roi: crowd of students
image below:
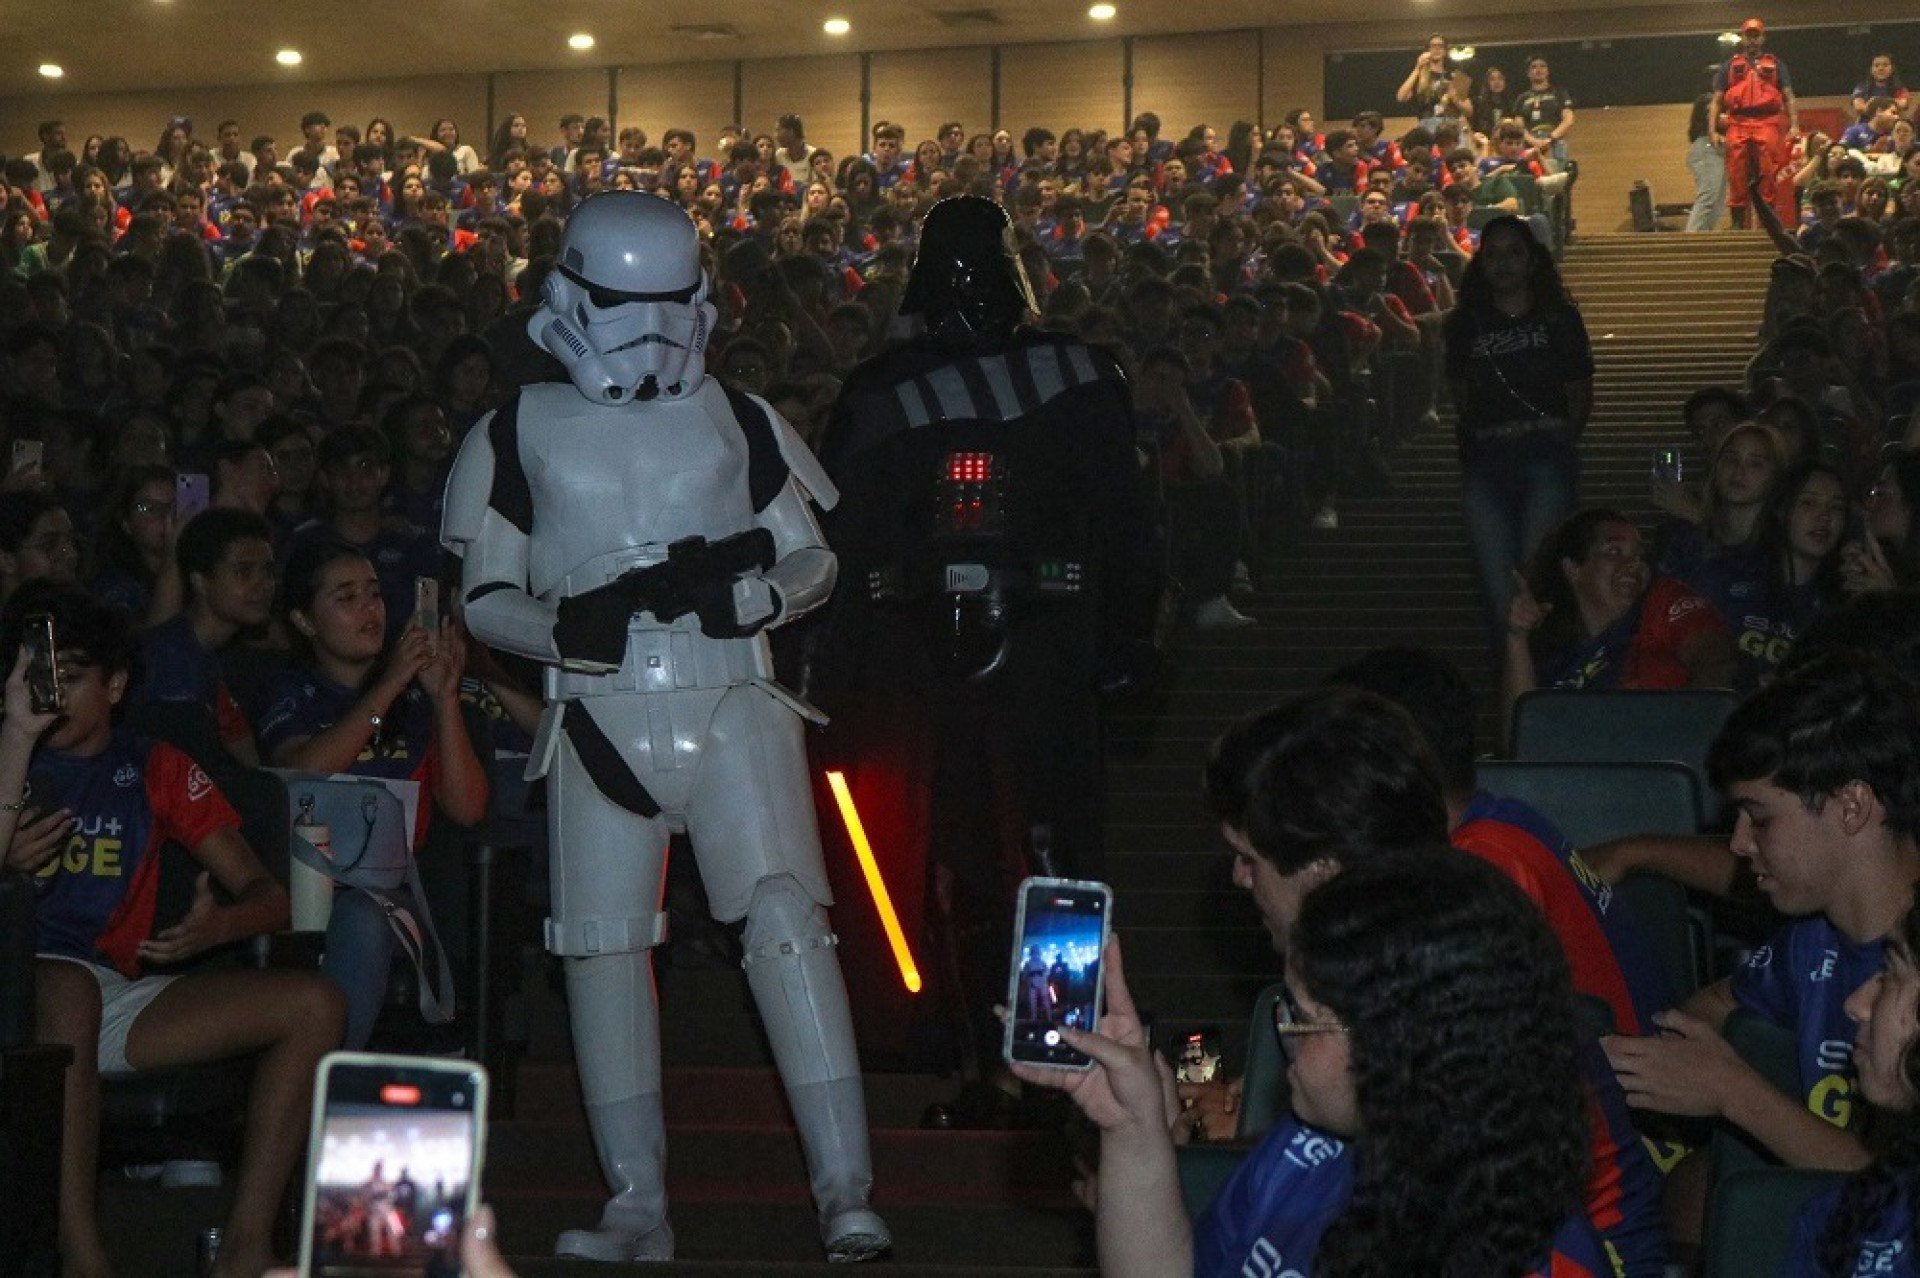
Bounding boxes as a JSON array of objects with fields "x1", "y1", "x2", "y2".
[{"x1": 2, "y1": 50, "x2": 1920, "y2": 1277}]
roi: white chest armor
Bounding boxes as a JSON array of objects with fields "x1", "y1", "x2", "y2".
[{"x1": 517, "y1": 380, "x2": 760, "y2": 600}]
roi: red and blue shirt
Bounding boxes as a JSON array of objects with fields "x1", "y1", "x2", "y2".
[
  {"x1": 1455, "y1": 792, "x2": 1674, "y2": 1035},
  {"x1": 31, "y1": 733, "x2": 240, "y2": 977}
]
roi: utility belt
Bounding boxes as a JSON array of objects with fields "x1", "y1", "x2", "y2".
[
  {"x1": 864, "y1": 557, "x2": 1087, "y2": 605},
  {"x1": 866, "y1": 552, "x2": 1090, "y2": 683}
]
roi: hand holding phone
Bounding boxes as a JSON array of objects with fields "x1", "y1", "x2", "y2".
[
  {"x1": 414, "y1": 577, "x2": 441, "y2": 638},
  {"x1": 1004, "y1": 877, "x2": 1113, "y2": 1070},
  {"x1": 1005, "y1": 934, "x2": 1177, "y2": 1136},
  {"x1": 22, "y1": 613, "x2": 62, "y2": 716},
  {"x1": 1649, "y1": 446, "x2": 1684, "y2": 486},
  {"x1": 298, "y1": 1053, "x2": 487, "y2": 1278}
]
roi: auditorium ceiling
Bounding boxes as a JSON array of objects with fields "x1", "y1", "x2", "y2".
[{"x1": 1, "y1": 0, "x2": 1903, "y2": 98}]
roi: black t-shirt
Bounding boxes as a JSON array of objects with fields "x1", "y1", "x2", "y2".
[
  {"x1": 1517, "y1": 87, "x2": 1574, "y2": 137},
  {"x1": 1443, "y1": 300, "x2": 1594, "y2": 446}
]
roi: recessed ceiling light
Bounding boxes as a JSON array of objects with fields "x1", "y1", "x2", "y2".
[
  {"x1": 568, "y1": 32, "x2": 595, "y2": 50},
  {"x1": 1088, "y1": 3, "x2": 1117, "y2": 18},
  {"x1": 823, "y1": 16, "x2": 851, "y2": 35},
  {"x1": 276, "y1": 48, "x2": 302, "y2": 66},
  {"x1": 38, "y1": 63, "x2": 63, "y2": 78}
]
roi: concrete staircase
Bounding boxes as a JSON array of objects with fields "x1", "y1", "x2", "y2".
[{"x1": 97, "y1": 233, "x2": 1778, "y2": 1278}]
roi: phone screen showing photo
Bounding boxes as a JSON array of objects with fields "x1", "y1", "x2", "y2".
[
  {"x1": 305, "y1": 1059, "x2": 483, "y2": 1277},
  {"x1": 1006, "y1": 879, "x2": 1110, "y2": 1068}
]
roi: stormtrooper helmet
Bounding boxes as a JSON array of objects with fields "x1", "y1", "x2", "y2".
[{"x1": 529, "y1": 191, "x2": 718, "y2": 404}]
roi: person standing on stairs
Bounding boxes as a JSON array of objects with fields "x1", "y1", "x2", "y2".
[
  {"x1": 441, "y1": 192, "x2": 890, "y2": 1264},
  {"x1": 1712, "y1": 17, "x2": 1800, "y2": 231},
  {"x1": 1442, "y1": 214, "x2": 1594, "y2": 652}
]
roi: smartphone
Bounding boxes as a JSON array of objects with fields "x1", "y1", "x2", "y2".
[
  {"x1": 22, "y1": 613, "x2": 61, "y2": 716},
  {"x1": 9, "y1": 439, "x2": 42, "y2": 478},
  {"x1": 176, "y1": 472, "x2": 212, "y2": 521},
  {"x1": 1004, "y1": 876, "x2": 1113, "y2": 1070},
  {"x1": 414, "y1": 577, "x2": 441, "y2": 636},
  {"x1": 1650, "y1": 447, "x2": 1684, "y2": 485},
  {"x1": 1172, "y1": 1026, "x2": 1224, "y2": 1086},
  {"x1": 298, "y1": 1052, "x2": 487, "y2": 1278}
]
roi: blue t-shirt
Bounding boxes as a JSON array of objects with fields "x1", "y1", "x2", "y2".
[
  {"x1": 30, "y1": 733, "x2": 239, "y2": 977},
  {"x1": 1732, "y1": 916, "x2": 1886, "y2": 1131},
  {"x1": 1193, "y1": 1117, "x2": 1611, "y2": 1278},
  {"x1": 135, "y1": 613, "x2": 222, "y2": 711},
  {"x1": 1781, "y1": 1173, "x2": 1917, "y2": 1277},
  {"x1": 259, "y1": 667, "x2": 434, "y2": 785}
]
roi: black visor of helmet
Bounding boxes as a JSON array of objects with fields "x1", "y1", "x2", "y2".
[{"x1": 558, "y1": 262, "x2": 701, "y2": 310}]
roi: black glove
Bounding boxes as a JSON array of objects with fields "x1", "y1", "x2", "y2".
[
  {"x1": 553, "y1": 578, "x2": 641, "y2": 666},
  {"x1": 690, "y1": 574, "x2": 781, "y2": 639}
]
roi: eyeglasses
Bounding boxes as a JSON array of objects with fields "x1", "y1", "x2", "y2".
[{"x1": 1273, "y1": 985, "x2": 1347, "y2": 1057}]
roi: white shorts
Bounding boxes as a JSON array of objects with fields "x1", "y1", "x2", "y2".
[{"x1": 39, "y1": 955, "x2": 179, "y2": 1077}]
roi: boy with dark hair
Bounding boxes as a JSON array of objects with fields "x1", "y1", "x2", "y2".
[
  {"x1": 864, "y1": 122, "x2": 909, "y2": 190},
  {"x1": 1314, "y1": 129, "x2": 1369, "y2": 196},
  {"x1": 1604, "y1": 657, "x2": 1919, "y2": 1219},
  {"x1": 131, "y1": 509, "x2": 276, "y2": 764},
  {"x1": 1197, "y1": 686, "x2": 1666, "y2": 1274},
  {"x1": 286, "y1": 425, "x2": 441, "y2": 638},
  {"x1": 0, "y1": 583, "x2": 343, "y2": 1278},
  {"x1": 1351, "y1": 110, "x2": 1403, "y2": 173}
]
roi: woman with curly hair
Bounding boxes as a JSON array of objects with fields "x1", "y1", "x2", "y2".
[
  {"x1": 1016, "y1": 847, "x2": 1605, "y2": 1277},
  {"x1": 1781, "y1": 896, "x2": 1920, "y2": 1275}
]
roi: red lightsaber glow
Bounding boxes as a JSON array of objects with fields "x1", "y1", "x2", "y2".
[{"x1": 825, "y1": 769, "x2": 923, "y2": 994}]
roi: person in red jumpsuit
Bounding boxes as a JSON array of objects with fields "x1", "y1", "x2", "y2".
[{"x1": 1712, "y1": 17, "x2": 1800, "y2": 229}]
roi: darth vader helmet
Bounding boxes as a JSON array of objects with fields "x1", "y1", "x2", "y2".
[{"x1": 898, "y1": 196, "x2": 1039, "y2": 340}]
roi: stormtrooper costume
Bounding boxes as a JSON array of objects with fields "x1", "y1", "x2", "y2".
[{"x1": 441, "y1": 192, "x2": 889, "y2": 1263}]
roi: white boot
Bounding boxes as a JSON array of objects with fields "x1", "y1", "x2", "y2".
[
  {"x1": 740, "y1": 876, "x2": 892, "y2": 1262},
  {"x1": 555, "y1": 1093, "x2": 675, "y2": 1262},
  {"x1": 789, "y1": 1076, "x2": 893, "y2": 1263}
]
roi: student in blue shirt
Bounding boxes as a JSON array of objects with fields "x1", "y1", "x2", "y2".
[
  {"x1": 1604, "y1": 655, "x2": 1920, "y2": 1243},
  {"x1": 1015, "y1": 850, "x2": 1607, "y2": 1278},
  {"x1": 1780, "y1": 898, "x2": 1920, "y2": 1276},
  {"x1": 260, "y1": 539, "x2": 486, "y2": 1048}
]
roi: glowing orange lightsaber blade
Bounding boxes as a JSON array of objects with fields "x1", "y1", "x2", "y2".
[{"x1": 825, "y1": 769, "x2": 923, "y2": 993}]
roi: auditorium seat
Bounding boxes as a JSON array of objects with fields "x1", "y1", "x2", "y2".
[
  {"x1": 1509, "y1": 688, "x2": 1741, "y2": 799},
  {"x1": 1702, "y1": 1166, "x2": 1840, "y2": 1278},
  {"x1": 1476, "y1": 759, "x2": 1708, "y2": 998},
  {"x1": 1710, "y1": 1009, "x2": 1802, "y2": 1183}
]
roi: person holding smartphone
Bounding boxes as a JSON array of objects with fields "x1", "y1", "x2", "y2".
[
  {"x1": 1015, "y1": 851, "x2": 1609, "y2": 1277},
  {"x1": 258, "y1": 540, "x2": 486, "y2": 1048},
  {"x1": 0, "y1": 584, "x2": 344, "y2": 1278}
]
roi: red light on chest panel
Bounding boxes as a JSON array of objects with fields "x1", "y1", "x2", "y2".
[{"x1": 944, "y1": 452, "x2": 997, "y2": 484}]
